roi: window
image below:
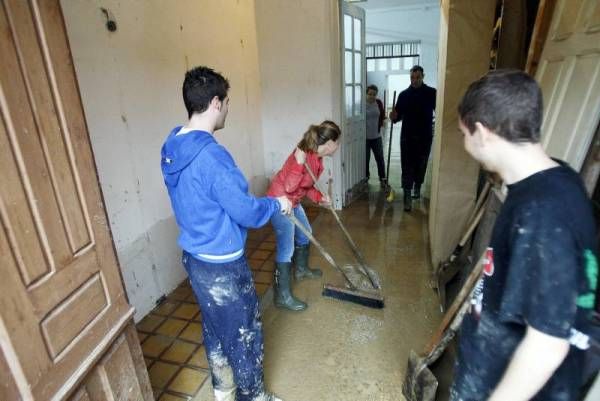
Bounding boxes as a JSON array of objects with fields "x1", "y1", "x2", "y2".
[
  {"x1": 345, "y1": 86, "x2": 353, "y2": 116},
  {"x1": 403, "y1": 56, "x2": 418, "y2": 70},
  {"x1": 343, "y1": 13, "x2": 364, "y2": 117},
  {"x1": 345, "y1": 51, "x2": 353, "y2": 84},
  {"x1": 354, "y1": 86, "x2": 362, "y2": 116},
  {"x1": 354, "y1": 53, "x2": 361, "y2": 83},
  {"x1": 367, "y1": 59, "x2": 375, "y2": 72},
  {"x1": 353, "y1": 18, "x2": 361, "y2": 50},
  {"x1": 344, "y1": 15, "x2": 352, "y2": 49},
  {"x1": 366, "y1": 41, "x2": 421, "y2": 74},
  {"x1": 366, "y1": 41, "x2": 420, "y2": 59}
]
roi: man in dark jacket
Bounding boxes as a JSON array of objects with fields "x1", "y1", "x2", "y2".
[{"x1": 390, "y1": 65, "x2": 436, "y2": 211}]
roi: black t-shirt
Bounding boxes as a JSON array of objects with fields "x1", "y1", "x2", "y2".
[{"x1": 452, "y1": 164, "x2": 599, "y2": 401}]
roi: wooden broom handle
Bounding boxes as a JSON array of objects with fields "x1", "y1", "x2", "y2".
[
  {"x1": 302, "y1": 162, "x2": 378, "y2": 289},
  {"x1": 287, "y1": 213, "x2": 357, "y2": 290},
  {"x1": 424, "y1": 251, "x2": 486, "y2": 355}
]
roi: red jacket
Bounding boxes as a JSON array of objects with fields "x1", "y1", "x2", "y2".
[{"x1": 267, "y1": 151, "x2": 324, "y2": 207}]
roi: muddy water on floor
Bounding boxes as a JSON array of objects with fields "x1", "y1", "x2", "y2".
[{"x1": 194, "y1": 192, "x2": 444, "y2": 401}]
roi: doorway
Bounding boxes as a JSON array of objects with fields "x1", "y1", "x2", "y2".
[{"x1": 340, "y1": 0, "x2": 441, "y2": 202}]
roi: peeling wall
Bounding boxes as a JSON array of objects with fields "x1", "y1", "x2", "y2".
[
  {"x1": 60, "y1": 0, "x2": 265, "y2": 321},
  {"x1": 254, "y1": 0, "x2": 341, "y2": 178}
]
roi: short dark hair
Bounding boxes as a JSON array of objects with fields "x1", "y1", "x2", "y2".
[
  {"x1": 367, "y1": 84, "x2": 378, "y2": 93},
  {"x1": 182, "y1": 66, "x2": 230, "y2": 118},
  {"x1": 410, "y1": 65, "x2": 424, "y2": 74},
  {"x1": 458, "y1": 69, "x2": 542, "y2": 143}
]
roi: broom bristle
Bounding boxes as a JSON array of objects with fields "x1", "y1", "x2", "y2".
[{"x1": 322, "y1": 284, "x2": 384, "y2": 309}]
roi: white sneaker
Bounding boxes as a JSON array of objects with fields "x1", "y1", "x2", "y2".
[
  {"x1": 214, "y1": 387, "x2": 236, "y2": 401},
  {"x1": 252, "y1": 392, "x2": 283, "y2": 401}
]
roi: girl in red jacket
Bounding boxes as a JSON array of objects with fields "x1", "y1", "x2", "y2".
[{"x1": 266, "y1": 120, "x2": 341, "y2": 311}]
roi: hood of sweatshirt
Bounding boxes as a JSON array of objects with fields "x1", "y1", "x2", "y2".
[{"x1": 160, "y1": 126, "x2": 214, "y2": 188}]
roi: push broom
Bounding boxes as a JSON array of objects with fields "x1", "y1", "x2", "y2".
[
  {"x1": 302, "y1": 162, "x2": 382, "y2": 291},
  {"x1": 287, "y1": 214, "x2": 384, "y2": 309},
  {"x1": 287, "y1": 163, "x2": 384, "y2": 308}
]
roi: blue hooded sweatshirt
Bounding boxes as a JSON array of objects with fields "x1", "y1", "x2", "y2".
[{"x1": 161, "y1": 127, "x2": 280, "y2": 262}]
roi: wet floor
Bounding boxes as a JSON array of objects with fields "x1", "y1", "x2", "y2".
[{"x1": 193, "y1": 185, "x2": 450, "y2": 401}]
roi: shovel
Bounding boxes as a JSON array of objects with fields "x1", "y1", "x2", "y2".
[
  {"x1": 403, "y1": 297, "x2": 470, "y2": 401},
  {"x1": 403, "y1": 251, "x2": 487, "y2": 401}
]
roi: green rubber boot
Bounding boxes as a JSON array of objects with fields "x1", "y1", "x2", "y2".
[
  {"x1": 274, "y1": 262, "x2": 307, "y2": 311},
  {"x1": 293, "y1": 244, "x2": 323, "y2": 280}
]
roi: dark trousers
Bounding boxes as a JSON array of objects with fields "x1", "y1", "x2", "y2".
[
  {"x1": 366, "y1": 137, "x2": 386, "y2": 180},
  {"x1": 400, "y1": 135, "x2": 433, "y2": 191},
  {"x1": 182, "y1": 252, "x2": 265, "y2": 401}
]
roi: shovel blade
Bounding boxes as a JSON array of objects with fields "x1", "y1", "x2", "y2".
[{"x1": 402, "y1": 350, "x2": 438, "y2": 401}]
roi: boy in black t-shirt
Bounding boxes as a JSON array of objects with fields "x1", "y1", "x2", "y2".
[{"x1": 451, "y1": 70, "x2": 598, "y2": 401}]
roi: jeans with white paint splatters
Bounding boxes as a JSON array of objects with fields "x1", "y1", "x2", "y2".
[{"x1": 182, "y1": 252, "x2": 265, "y2": 401}]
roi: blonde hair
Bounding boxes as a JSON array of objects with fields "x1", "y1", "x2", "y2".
[{"x1": 297, "y1": 120, "x2": 341, "y2": 152}]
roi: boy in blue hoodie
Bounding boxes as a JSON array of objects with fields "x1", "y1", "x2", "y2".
[{"x1": 161, "y1": 66, "x2": 291, "y2": 401}]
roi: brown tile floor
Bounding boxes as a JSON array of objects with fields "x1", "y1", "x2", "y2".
[{"x1": 136, "y1": 205, "x2": 320, "y2": 400}]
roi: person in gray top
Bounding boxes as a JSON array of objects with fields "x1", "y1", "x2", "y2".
[{"x1": 365, "y1": 84, "x2": 387, "y2": 188}]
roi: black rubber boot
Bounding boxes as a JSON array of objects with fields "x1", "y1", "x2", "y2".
[
  {"x1": 412, "y1": 185, "x2": 421, "y2": 199},
  {"x1": 274, "y1": 262, "x2": 306, "y2": 311},
  {"x1": 293, "y1": 244, "x2": 323, "y2": 280},
  {"x1": 403, "y1": 190, "x2": 412, "y2": 212}
]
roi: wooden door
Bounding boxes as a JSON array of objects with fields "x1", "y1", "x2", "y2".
[
  {"x1": 0, "y1": 1, "x2": 150, "y2": 400},
  {"x1": 334, "y1": 1, "x2": 366, "y2": 208},
  {"x1": 535, "y1": 0, "x2": 600, "y2": 170}
]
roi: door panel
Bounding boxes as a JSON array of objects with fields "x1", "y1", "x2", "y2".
[
  {"x1": 0, "y1": 345, "x2": 20, "y2": 400},
  {"x1": 68, "y1": 325, "x2": 152, "y2": 401},
  {"x1": 536, "y1": 0, "x2": 600, "y2": 170},
  {"x1": 585, "y1": 1, "x2": 600, "y2": 32},
  {"x1": 0, "y1": 1, "x2": 140, "y2": 400},
  {"x1": 554, "y1": 0, "x2": 585, "y2": 40}
]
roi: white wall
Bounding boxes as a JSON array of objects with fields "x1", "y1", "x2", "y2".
[
  {"x1": 61, "y1": 0, "x2": 265, "y2": 321},
  {"x1": 255, "y1": 0, "x2": 341, "y2": 179},
  {"x1": 365, "y1": 2, "x2": 440, "y2": 88}
]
